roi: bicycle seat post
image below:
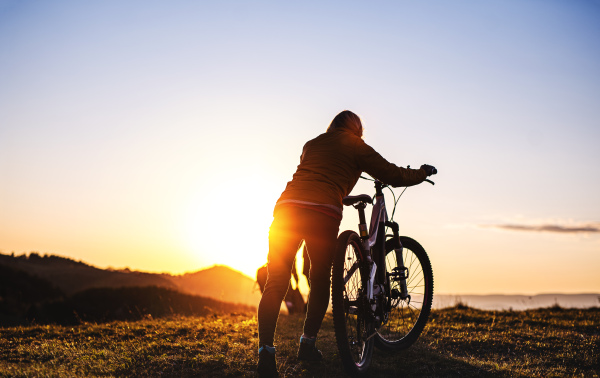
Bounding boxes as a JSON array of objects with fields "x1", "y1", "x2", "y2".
[{"x1": 354, "y1": 202, "x2": 369, "y2": 240}]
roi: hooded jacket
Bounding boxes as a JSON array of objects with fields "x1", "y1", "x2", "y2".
[{"x1": 275, "y1": 128, "x2": 428, "y2": 214}]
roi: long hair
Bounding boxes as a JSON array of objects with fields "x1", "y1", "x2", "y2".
[{"x1": 326, "y1": 110, "x2": 363, "y2": 137}]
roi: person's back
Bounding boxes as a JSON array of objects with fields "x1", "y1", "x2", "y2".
[
  {"x1": 277, "y1": 129, "x2": 363, "y2": 209},
  {"x1": 277, "y1": 127, "x2": 427, "y2": 213}
]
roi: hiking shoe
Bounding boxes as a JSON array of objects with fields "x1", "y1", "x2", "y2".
[
  {"x1": 297, "y1": 336, "x2": 323, "y2": 362},
  {"x1": 257, "y1": 345, "x2": 278, "y2": 378}
]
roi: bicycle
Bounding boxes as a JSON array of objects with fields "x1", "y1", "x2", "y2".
[{"x1": 331, "y1": 172, "x2": 436, "y2": 376}]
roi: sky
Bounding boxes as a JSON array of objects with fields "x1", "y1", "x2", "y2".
[{"x1": 1, "y1": 0, "x2": 599, "y2": 295}]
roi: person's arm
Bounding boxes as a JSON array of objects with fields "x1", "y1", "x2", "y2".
[{"x1": 356, "y1": 139, "x2": 428, "y2": 187}]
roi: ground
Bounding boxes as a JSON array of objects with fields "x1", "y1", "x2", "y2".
[{"x1": 1, "y1": 306, "x2": 598, "y2": 377}]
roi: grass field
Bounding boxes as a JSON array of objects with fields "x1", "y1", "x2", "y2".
[{"x1": 1, "y1": 306, "x2": 598, "y2": 377}]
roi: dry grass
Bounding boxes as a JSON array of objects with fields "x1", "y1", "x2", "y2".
[{"x1": 1, "y1": 306, "x2": 598, "y2": 377}]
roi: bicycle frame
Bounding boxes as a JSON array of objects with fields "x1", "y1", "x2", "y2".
[{"x1": 353, "y1": 180, "x2": 410, "y2": 316}]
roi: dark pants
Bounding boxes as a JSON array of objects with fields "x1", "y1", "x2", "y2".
[{"x1": 258, "y1": 206, "x2": 341, "y2": 346}]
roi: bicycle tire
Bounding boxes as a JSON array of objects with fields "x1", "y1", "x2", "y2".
[
  {"x1": 374, "y1": 236, "x2": 434, "y2": 351},
  {"x1": 332, "y1": 230, "x2": 375, "y2": 377}
]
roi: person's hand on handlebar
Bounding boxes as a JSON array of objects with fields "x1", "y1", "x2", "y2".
[{"x1": 420, "y1": 164, "x2": 437, "y2": 176}]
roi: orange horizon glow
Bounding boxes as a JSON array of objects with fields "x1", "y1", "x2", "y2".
[{"x1": 1, "y1": 1, "x2": 599, "y2": 296}]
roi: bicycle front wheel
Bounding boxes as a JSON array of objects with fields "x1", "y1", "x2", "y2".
[
  {"x1": 332, "y1": 230, "x2": 374, "y2": 377},
  {"x1": 375, "y1": 236, "x2": 434, "y2": 351}
]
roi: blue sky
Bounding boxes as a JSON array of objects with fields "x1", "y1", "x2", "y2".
[{"x1": 1, "y1": 0, "x2": 599, "y2": 294}]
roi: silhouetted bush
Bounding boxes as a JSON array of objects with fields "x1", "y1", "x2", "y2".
[
  {"x1": 27, "y1": 286, "x2": 255, "y2": 325},
  {"x1": 0, "y1": 264, "x2": 64, "y2": 326}
]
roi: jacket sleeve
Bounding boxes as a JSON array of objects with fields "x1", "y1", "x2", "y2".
[{"x1": 356, "y1": 139, "x2": 427, "y2": 187}]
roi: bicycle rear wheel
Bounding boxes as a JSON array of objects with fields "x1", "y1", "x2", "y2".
[
  {"x1": 375, "y1": 236, "x2": 434, "y2": 351},
  {"x1": 332, "y1": 230, "x2": 374, "y2": 377}
]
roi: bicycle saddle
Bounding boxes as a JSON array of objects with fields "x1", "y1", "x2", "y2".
[{"x1": 342, "y1": 194, "x2": 373, "y2": 206}]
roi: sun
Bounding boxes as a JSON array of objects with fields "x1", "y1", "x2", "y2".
[{"x1": 181, "y1": 174, "x2": 282, "y2": 278}]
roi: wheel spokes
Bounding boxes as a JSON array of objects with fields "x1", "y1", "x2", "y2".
[
  {"x1": 342, "y1": 242, "x2": 370, "y2": 365},
  {"x1": 378, "y1": 246, "x2": 427, "y2": 341}
]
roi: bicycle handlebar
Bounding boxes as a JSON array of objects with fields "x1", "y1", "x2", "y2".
[{"x1": 358, "y1": 168, "x2": 437, "y2": 223}]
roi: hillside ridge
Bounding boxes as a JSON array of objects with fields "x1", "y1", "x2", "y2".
[{"x1": 0, "y1": 252, "x2": 262, "y2": 308}]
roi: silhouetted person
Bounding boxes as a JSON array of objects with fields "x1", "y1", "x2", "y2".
[
  {"x1": 256, "y1": 110, "x2": 436, "y2": 377},
  {"x1": 256, "y1": 259, "x2": 306, "y2": 314}
]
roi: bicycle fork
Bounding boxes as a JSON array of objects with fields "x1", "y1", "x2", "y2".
[{"x1": 385, "y1": 221, "x2": 411, "y2": 303}]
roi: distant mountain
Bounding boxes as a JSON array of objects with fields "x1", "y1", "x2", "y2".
[
  {"x1": 167, "y1": 265, "x2": 262, "y2": 308},
  {"x1": 8, "y1": 253, "x2": 596, "y2": 314},
  {"x1": 0, "y1": 253, "x2": 262, "y2": 308},
  {"x1": 433, "y1": 294, "x2": 600, "y2": 311}
]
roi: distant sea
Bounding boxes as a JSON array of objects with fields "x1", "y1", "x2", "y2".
[{"x1": 432, "y1": 294, "x2": 600, "y2": 311}]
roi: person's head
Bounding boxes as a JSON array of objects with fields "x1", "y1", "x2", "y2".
[{"x1": 327, "y1": 110, "x2": 363, "y2": 137}]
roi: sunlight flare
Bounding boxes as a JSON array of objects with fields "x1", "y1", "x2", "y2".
[{"x1": 181, "y1": 174, "x2": 281, "y2": 278}]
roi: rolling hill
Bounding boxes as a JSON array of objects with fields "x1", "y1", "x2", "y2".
[{"x1": 0, "y1": 252, "x2": 262, "y2": 308}]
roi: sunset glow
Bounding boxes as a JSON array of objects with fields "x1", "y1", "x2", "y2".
[
  {"x1": 1, "y1": 1, "x2": 598, "y2": 294},
  {"x1": 180, "y1": 172, "x2": 279, "y2": 276}
]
